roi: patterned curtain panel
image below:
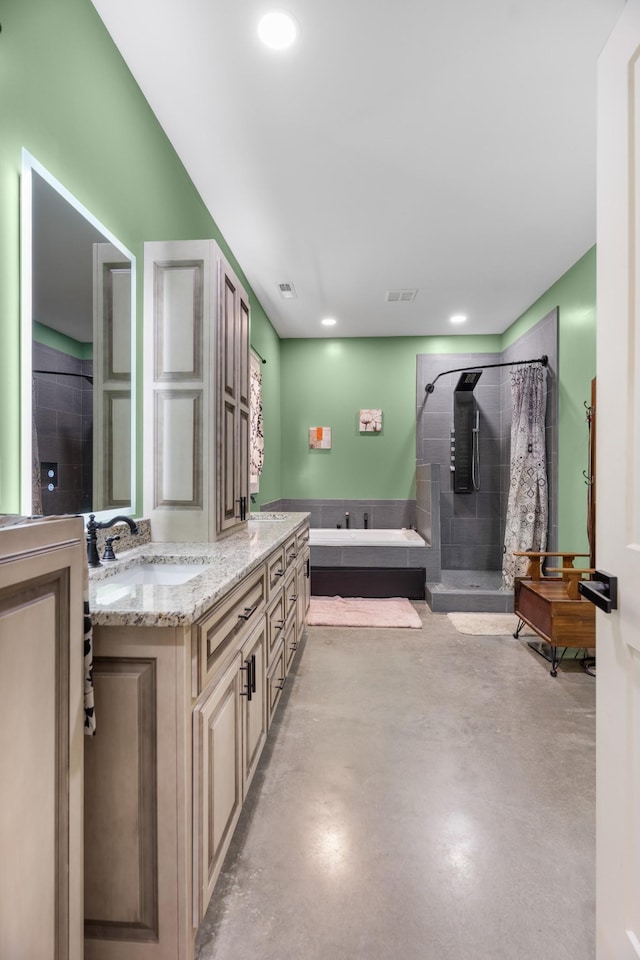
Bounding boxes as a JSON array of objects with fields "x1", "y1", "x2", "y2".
[
  {"x1": 249, "y1": 353, "x2": 264, "y2": 491},
  {"x1": 502, "y1": 363, "x2": 548, "y2": 588}
]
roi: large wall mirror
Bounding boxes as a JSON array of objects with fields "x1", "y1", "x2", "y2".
[{"x1": 20, "y1": 151, "x2": 136, "y2": 519}]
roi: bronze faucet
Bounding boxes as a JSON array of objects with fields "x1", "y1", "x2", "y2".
[{"x1": 86, "y1": 514, "x2": 138, "y2": 567}]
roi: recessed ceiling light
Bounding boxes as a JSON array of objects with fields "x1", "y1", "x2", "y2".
[
  {"x1": 450, "y1": 314, "x2": 467, "y2": 324},
  {"x1": 321, "y1": 318, "x2": 337, "y2": 326},
  {"x1": 257, "y1": 11, "x2": 299, "y2": 50}
]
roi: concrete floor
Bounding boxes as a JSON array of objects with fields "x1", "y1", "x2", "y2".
[{"x1": 195, "y1": 603, "x2": 595, "y2": 960}]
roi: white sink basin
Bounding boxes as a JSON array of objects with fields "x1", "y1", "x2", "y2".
[{"x1": 108, "y1": 563, "x2": 210, "y2": 586}]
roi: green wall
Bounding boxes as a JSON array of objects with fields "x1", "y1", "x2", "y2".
[
  {"x1": 281, "y1": 249, "x2": 596, "y2": 550},
  {"x1": 503, "y1": 247, "x2": 596, "y2": 551},
  {"x1": 280, "y1": 335, "x2": 501, "y2": 499},
  {"x1": 0, "y1": 0, "x2": 281, "y2": 514}
]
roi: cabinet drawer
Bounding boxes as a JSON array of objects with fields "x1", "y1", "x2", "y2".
[
  {"x1": 284, "y1": 616, "x2": 298, "y2": 675},
  {"x1": 266, "y1": 546, "x2": 286, "y2": 597},
  {"x1": 283, "y1": 534, "x2": 298, "y2": 569},
  {"x1": 266, "y1": 641, "x2": 286, "y2": 726},
  {"x1": 296, "y1": 524, "x2": 310, "y2": 552},
  {"x1": 194, "y1": 563, "x2": 267, "y2": 693},
  {"x1": 266, "y1": 590, "x2": 287, "y2": 665},
  {"x1": 283, "y1": 570, "x2": 298, "y2": 623}
]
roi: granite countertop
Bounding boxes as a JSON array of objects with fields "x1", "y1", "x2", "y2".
[{"x1": 88, "y1": 513, "x2": 309, "y2": 628}]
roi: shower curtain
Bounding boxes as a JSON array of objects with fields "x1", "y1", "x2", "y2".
[{"x1": 502, "y1": 363, "x2": 548, "y2": 588}]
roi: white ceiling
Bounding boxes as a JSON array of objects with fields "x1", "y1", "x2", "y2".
[{"x1": 91, "y1": 0, "x2": 624, "y2": 339}]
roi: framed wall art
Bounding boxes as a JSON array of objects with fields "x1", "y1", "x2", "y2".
[
  {"x1": 359, "y1": 409, "x2": 382, "y2": 432},
  {"x1": 309, "y1": 426, "x2": 332, "y2": 449}
]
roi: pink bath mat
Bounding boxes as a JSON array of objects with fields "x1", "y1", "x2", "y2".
[{"x1": 307, "y1": 596, "x2": 422, "y2": 628}]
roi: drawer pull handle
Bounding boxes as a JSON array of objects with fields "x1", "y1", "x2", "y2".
[
  {"x1": 275, "y1": 678, "x2": 285, "y2": 691},
  {"x1": 274, "y1": 619, "x2": 285, "y2": 629},
  {"x1": 274, "y1": 569, "x2": 284, "y2": 577},
  {"x1": 289, "y1": 594, "x2": 298, "y2": 603},
  {"x1": 288, "y1": 552, "x2": 297, "y2": 561},
  {"x1": 239, "y1": 657, "x2": 253, "y2": 701},
  {"x1": 238, "y1": 605, "x2": 257, "y2": 621}
]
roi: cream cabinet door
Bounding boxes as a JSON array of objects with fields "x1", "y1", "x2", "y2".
[
  {"x1": 241, "y1": 618, "x2": 268, "y2": 794},
  {"x1": 144, "y1": 239, "x2": 250, "y2": 541},
  {"x1": 193, "y1": 654, "x2": 243, "y2": 923},
  {"x1": 216, "y1": 253, "x2": 250, "y2": 535},
  {"x1": 296, "y1": 546, "x2": 311, "y2": 636},
  {"x1": 0, "y1": 517, "x2": 84, "y2": 960}
]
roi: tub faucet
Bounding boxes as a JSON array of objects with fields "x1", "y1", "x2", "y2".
[
  {"x1": 364, "y1": 512, "x2": 369, "y2": 529},
  {"x1": 345, "y1": 512, "x2": 350, "y2": 529},
  {"x1": 86, "y1": 514, "x2": 139, "y2": 568}
]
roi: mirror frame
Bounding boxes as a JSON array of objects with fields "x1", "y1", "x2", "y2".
[{"x1": 20, "y1": 149, "x2": 137, "y2": 520}]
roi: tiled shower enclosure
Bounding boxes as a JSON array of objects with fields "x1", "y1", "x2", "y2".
[{"x1": 415, "y1": 309, "x2": 559, "y2": 580}]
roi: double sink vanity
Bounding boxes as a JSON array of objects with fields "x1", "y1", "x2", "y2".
[{"x1": 85, "y1": 512, "x2": 310, "y2": 960}]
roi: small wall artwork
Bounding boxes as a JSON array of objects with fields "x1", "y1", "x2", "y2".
[
  {"x1": 309, "y1": 426, "x2": 332, "y2": 449},
  {"x1": 359, "y1": 409, "x2": 383, "y2": 432}
]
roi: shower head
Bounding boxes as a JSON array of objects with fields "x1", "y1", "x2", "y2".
[{"x1": 455, "y1": 370, "x2": 482, "y2": 392}]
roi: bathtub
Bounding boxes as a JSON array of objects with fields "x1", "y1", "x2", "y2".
[
  {"x1": 309, "y1": 528, "x2": 428, "y2": 599},
  {"x1": 310, "y1": 528, "x2": 425, "y2": 548}
]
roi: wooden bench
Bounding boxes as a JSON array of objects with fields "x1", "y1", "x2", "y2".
[{"x1": 513, "y1": 551, "x2": 596, "y2": 676}]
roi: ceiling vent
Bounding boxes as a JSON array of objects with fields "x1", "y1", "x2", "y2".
[
  {"x1": 277, "y1": 281, "x2": 297, "y2": 300},
  {"x1": 385, "y1": 289, "x2": 418, "y2": 302}
]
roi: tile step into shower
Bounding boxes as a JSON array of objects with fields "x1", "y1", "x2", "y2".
[{"x1": 426, "y1": 569, "x2": 515, "y2": 613}]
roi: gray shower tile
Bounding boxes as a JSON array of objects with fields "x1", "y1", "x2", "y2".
[
  {"x1": 260, "y1": 499, "x2": 284, "y2": 512},
  {"x1": 416, "y1": 508, "x2": 431, "y2": 544},
  {"x1": 319, "y1": 503, "x2": 348, "y2": 529},
  {"x1": 423, "y1": 437, "x2": 451, "y2": 467},
  {"x1": 343, "y1": 546, "x2": 410, "y2": 568},
  {"x1": 429, "y1": 591, "x2": 513, "y2": 614},
  {"x1": 441, "y1": 543, "x2": 502, "y2": 570},
  {"x1": 420, "y1": 386, "x2": 452, "y2": 414},
  {"x1": 476, "y1": 490, "x2": 501, "y2": 518},
  {"x1": 479, "y1": 436, "x2": 501, "y2": 467},
  {"x1": 477, "y1": 399, "x2": 501, "y2": 436},
  {"x1": 451, "y1": 493, "x2": 478, "y2": 519},
  {"x1": 476, "y1": 461, "x2": 501, "y2": 493},
  {"x1": 422, "y1": 411, "x2": 454, "y2": 439},
  {"x1": 439, "y1": 491, "x2": 453, "y2": 520},
  {"x1": 36, "y1": 406, "x2": 57, "y2": 438},
  {"x1": 424, "y1": 549, "x2": 441, "y2": 582},
  {"x1": 309, "y1": 546, "x2": 342, "y2": 566},
  {"x1": 450, "y1": 517, "x2": 501, "y2": 546},
  {"x1": 426, "y1": 463, "x2": 441, "y2": 485},
  {"x1": 439, "y1": 518, "x2": 452, "y2": 546}
]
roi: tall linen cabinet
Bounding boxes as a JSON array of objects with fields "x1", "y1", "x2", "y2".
[{"x1": 143, "y1": 240, "x2": 250, "y2": 541}]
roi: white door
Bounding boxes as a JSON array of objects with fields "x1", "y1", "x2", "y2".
[{"x1": 597, "y1": 3, "x2": 640, "y2": 956}]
